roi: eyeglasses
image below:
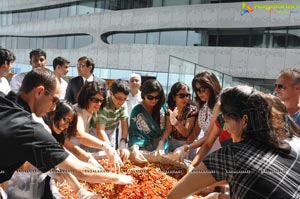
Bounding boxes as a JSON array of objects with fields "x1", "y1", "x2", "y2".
[
  {"x1": 90, "y1": 97, "x2": 105, "y2": 103},
  {"x1": 274, "y1": 84, "x2": 286, "y2": 90},
  {"x1": 113, "y1": 95, "x2": 127, "y2": 102},
  {"x1": 176, "y1": 93, "x2": 191, "y2": 99},
  {"x1": 195, "y1": 87, "x2": 207, "y2": 94},
  {"x1": 45, "y1": 89, "x2": 59, "y2": 104},
  {"x1": 146, "y1": 95, "x2": 160, "y2": 101}
]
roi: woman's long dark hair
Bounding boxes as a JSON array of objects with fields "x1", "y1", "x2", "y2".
[
  {"x1": 77, "y1": 81, "x2": 106, "y2": 110},
  {"x1": 192, "y1": 71, "x2": 222, "y2": 109},
  {"x1": 44, "y1": 100, "x2": 77, "y2": 145},
  {"x1": 220, "y1": 85, "x2": 300, "y2": 153},
  {"x1": 167, "y1": 82, "x2": 192, "y2": 110},
  {"x1": 141, "y1": 79, "x2": 165, "y2": 124}
]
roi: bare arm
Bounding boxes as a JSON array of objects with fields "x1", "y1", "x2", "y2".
[
  {"x1": 120, "y1": 118, "x2": 128, "y2": 140},
  {"x1": 56, "y1": 154, "x2": 131, "y2": 184},
  {"x1": 191, "y1": 123, "x2": 220, "y2": 167},
  {"x1": 76, "y1": 113, "x2": 108, "y2": 149},
  {"x1": 167, "y1": 162, "x2": 217, "y2": 199},
  {"x1": 64, "y1": 139, "x2": 90, "y2": 162},
  {"x1": 96, "y1": 122, "x2": 110, "y2": 143}
]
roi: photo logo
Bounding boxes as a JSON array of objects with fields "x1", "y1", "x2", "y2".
[
  {"x1": 240, "y1": 2, "x2": 299, "y2": 15},
  {"x1": 240, "y1": 2, "x2": 254, "y2": 16}
]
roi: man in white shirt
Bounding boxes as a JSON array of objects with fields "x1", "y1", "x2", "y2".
[
  {"x1": 0, "y1": 48, "x2": 15, "y2": 95},
  {"x1": 10, "y1": 48, "x2": 47, "y2": 93},
  {"x1": 53, "y1": 56, "x2": 70, "y2": 99},
  {"x1": 127, "y1": 73, "x2": 142, "y2": 116}
]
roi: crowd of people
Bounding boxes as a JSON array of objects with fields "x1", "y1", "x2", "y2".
[{"x1": 0, "y1": 47, "x2": 300, "y2": 199}]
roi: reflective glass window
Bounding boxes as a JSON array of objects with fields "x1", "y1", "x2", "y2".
[
  {"x1": 38, "y1": 10, "x2": 45, "y2": 20},
  {"x1": 6, "y1": 13, "x2": 12, "y2": 25},
  {"x1": 30, "y1": 38, "x2": 37, "y2": 49},
  {"x1": 58, "y1": 36, "x2": 66, "y2": 49},
  {"x1": 5, "y1": 37, "x2": 12, "y2": 49},
  {"x1": 11, "y1": 37, "x2": 17, "y2": 49},
  {"x1": 77, "y1": 0, "x2": 95, "y2": 15},
  {"x1": 68, "y1": 4, "x2": 77, "y2": 16},
  {"x1": 217, "y1": 29, "x2": 250, "y2": 47},
  {"x1": 110, "y1": 0, "x2": 120, "y2": 10},
  {"x1": 60, "y1": 6, "x2": 69, "y2": 17},
  {"x1": 19, "y1": 12, "x2": 31, "y2": 23},
  {"x1": 270, "y1": 29, "x2": 287, "y2": 48},
  {"x1": 191, "y1": 0, "x2": 209, "y2": 4},
  {"x1": 12, "y1": 13, "x2": 19, "y2": 24},
  {"x1": 187, "y1": 30, "x2": 202, "y2": 46},
  {"x1": 135, "y1": 33, "x2": 147, "y2": 44},
  {"x1": 107, "y1": 35, "x2": 113, "y2": 43},
  {"x1": 113, "y1": 33, "x2": 134, "y2": 44},
  {"x1": 164, "y1": 0, "x2": 189, "y2": 6},
  {"x1": 66, "y1": 36, "x2": 74, "y2": 49},
  {"x1": 287, "y1": 28, "x2": 300, "y2": 48},
  {"x1": 152, "y1": 0, "x2": 163, "y2": 7},
  {"x1": 37, "y1": 38, "x2": 44, "y2": 48},
  {"x1": 17, "y1": 37, "x2": 30, "y2": 49},
  {"x1": 74, "y1": 35, "x2": 93, "y2": 48},
  {"x1": 1, "y1": 14, "x2": 7, "y2": 26},
  {"x1": 95, "y1": 0, "x2": 106, "y2": 13},
  {"x1": 160, "y1": 31, "x2": 187, "y2": 46},
  {"x1": 31, "y1": 11, "x2": 39, "y2": 21},
  {"x1": 249, "y1": 29, "x2": 264, "y2": 47},
  {"x1": 0, "y1": 37, "x2": 5, "y2": 47},
  {"x1": 44, "y1": 37, "x2": 58, "y2": 49},
  {"x1": 147, "y1": 32, "x2": 159, "y2": 44},
  {"x1": 45, "y1": 8, "x2": 60, "y2": 20}
]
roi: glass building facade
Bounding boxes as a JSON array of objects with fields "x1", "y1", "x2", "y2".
[{"x1": 0, "y1": 0, "x2": 272, "y2": 26}]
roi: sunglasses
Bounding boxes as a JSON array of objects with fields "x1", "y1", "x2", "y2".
[
  {"x1": 176, "y1": 93, "x2": 191, "y2": 99},
  {"x1": 45, "y1": 89, "x2": 59, "y2": 104},
  {"x1": 195, "y1": 87, "x2": 207, "y2": 94},
  {"x1": 90, "y1": 97, "x2": 105, "y2": 103},
  {"x1": 274, "y1": 84, "x2": 286, "y2": 90},
  {"x1": 146, "y1": 95, "x2": 160, "y2": 100}
]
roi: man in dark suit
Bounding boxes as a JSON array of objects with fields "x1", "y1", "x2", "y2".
[{"x1": 65, "y1": 56, "x2": 107, "y2": 104}]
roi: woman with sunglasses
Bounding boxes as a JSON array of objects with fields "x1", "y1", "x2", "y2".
[
  {"x1": 173, "y1": 71, "x2": 224, "y2": 162},
  {"x1": 129, "y1": 79, "x2": 166, "y2": 164},
  {"x1": 156, "y1": 82, "x2": 197, "y2": 156},
  {"x1": 168, "y1": 86, "x2": 300, "y2": 199},
  {"x1": 71, "y1": 81, "x2": 123, "y2": 172}
]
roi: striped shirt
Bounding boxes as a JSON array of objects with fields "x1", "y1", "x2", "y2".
[
  {"x1": 203, "y1": 138, "x2": 300, "y2": 199},
  {"x1": 94, "y1": 96, "x2": 128, "y2": 130}
]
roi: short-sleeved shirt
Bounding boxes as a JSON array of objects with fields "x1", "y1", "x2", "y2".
[
  {"x1": 93, "y1": 96, "x2": 128, "y2": 131},
  {"x1": 203, "y1": 138, "x2": 300, "y2": 199},
  {"x1": 0, "y1": 92, "x2": 69, "y2": 183}
]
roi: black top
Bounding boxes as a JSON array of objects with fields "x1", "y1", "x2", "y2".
[{"x1": 0, "y1": 92, "x2": 69, "y2": 183}]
